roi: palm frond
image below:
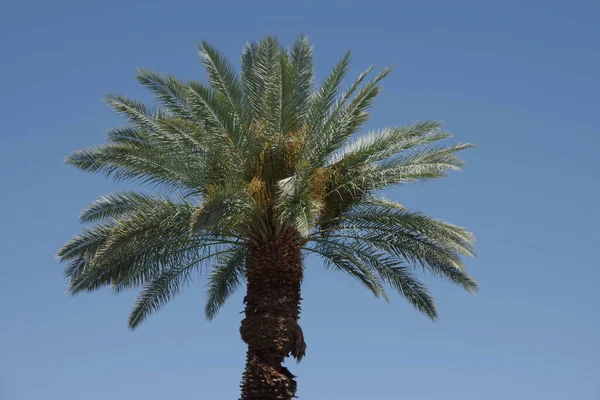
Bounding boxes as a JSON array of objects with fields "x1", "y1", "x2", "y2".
[
  {"x1": 79, "y1": 191, "x2": 170, "y2": 223},
  {"x1": 58, "y1": 222, "x2": 114, "y2": 263},
  {"x1": 65, "y1": 141, "x2": 198, "y2": 189},
  {"x1": 308, "y1": 238, "x2": 438, "y2": 319},
  {"x1": 198, "y1": 41, "x2": 245, "y2": 122},
  {"x1": 205, "y1": 246, "x2": 247, "y2": 320},
  {"x1": 275, "y1": 174, "x2": 322, "y2": 237},
  {"x1": 324, "y1": 142, "x2": 473, "y2": 199},
  {"x1": 241, "y1": 41, "x2": 260, "y2": 121},
  {"x1": 103, "y1": 93, "x2": 164, "y2": 131},
  {"x1": 323, "y1": 66, "x2": 392, "y2": 151},
  {"x1": 316, "y1": 230, "x2": 477, "y2": 293},
  {"x1": 303, "y1": 67, "x2": 391, "y2": 170},
  {"x1": 189, "y1": 183, "x2": 254, "y2": 236},
  {"x1": 135, "y1": 69, "x2": 193, "y2": 118},
  {"x1": 185, "y1": 81, "x2": 234, "y2": 137},
  {"x1": 280, "y1": 50, "x2": 297, "y2": 133},
  {"x1": 63, "y1": 200, "x2": 198, "y2": 294},
  {"x1": 313, "y1": 199, "x2": 478, "y2": 293},
  {"x1": 110, "y1": 237, "x2": 236, "y2": 295},
  {"x1": 359, "y1": 196, "x2": 406, "y2": 211},
  {"x1": 331, "y1": 121, "x2": 449, "y2": 165},
  {"x1": 253, "y1": 36, "x2": 284, "y2": 134},
  {"x1": 335, "y1": 205, "x2": 476, "y2": 257},
  {"x1": 128, "y1": 247, "x2": 239, "y2": 329},
  {"x1": 127, "y1": 261, "x2": 195, "y2": 329},
  {"x1": 303, "y1": 51, "x2": 351, "y2": 135},
  {"x1": 376, "y1": 264, "x2": 438, "y2": 319},
  {"x1": 96, "y1": 199, "x2": 194, "y2": 259},
  {"x1": 305, "y1": 241, "x2": 387, "y2": 299},
  {"x1": 333, "y1": 65, "x2": 375, "y2": 115},
  {"x1": 104, "y1": 126, "x2": 149, "y2": 144},
  {"x1": 289, "y1": 35, "x2": 314, "y2": 124}
]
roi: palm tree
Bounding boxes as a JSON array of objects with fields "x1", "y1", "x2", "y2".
[{"x1": 58, "y1": 36, "x2": 477, "y2": 399}]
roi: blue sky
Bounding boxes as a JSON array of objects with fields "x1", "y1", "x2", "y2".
[{"x1": 1, "y1": 0, "x2": 599, "y2": 398}]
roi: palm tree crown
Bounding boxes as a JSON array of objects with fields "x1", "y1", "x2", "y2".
[{"x1": 58, "y1": 35, "x2": 477, "y2": 331}]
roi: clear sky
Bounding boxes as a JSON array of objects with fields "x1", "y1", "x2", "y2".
[{"x1": 1, "y1": 0, "x2": 599, "y2": 399}]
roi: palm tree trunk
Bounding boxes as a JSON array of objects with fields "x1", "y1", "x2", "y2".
[{"x1": 239, "y1": 229, "x2": 306, "y2": 400}]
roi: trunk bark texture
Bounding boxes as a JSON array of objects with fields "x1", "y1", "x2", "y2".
[{"x1": 239, "y1": 229, "x2": 306, "y2": 400}]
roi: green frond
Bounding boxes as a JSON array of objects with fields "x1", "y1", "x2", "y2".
[
  {"x1": 280, "y1": 50, "x2": 297, "y2": 133},
  {"x1": 334, "y1": 66, "x2": 375, "y2": 114},
  {"x1": 374, "y1": 232, "x2": 477, "y2": 292},
  {"x1": 189, "y1": 183, "x2": 254, "y2": 236},
  {"x1": 64, "y1": 200, "x2": 198, "y2": 294},
  {"x1": 184, "y1": 81, "x2": 252, "y2": 169},
  {"x1": 67, "y1": 235, "x2": 234, "y2": 298},
  {"x1": 198, "y1": 41, "x2": 245, "y2": 122},
  {"x1": 337, "y1": 205, "x2": 476, "y2": 257},
  {"x1": 153, "y1": 117, "x2": 209, "y2": 154},
  {"x1": 253, "y1": 36, "x2": 284, "y2": 134},
  {"x1": 379, "y1": 142, "x2": 473, "y2": 173},
  {"x1": 331, "y1": 121, "x2": 448, "y2": 165},
  {"x1": 319, "y1": 230, "x2": 477, "y2": 293},
  {"x1": 104, "y1": 126, "x2": 149, "y2": 144},
  {"x1": 306, "y1": 241, "x2": 387, "y2": 299},
  {"x1": 104, "y1": 121, "x2": 204, "y2": 169},
  {"x1": 348, "y1": 243, "x2": 437, "y2": 319},
  {"x1": 103, "y1": 93, "x2": 164, "y2": 131},
  {"x1": 205, "y1": 246, "x2": 247, "y2": 320},
  {"x1": 109, "y1": 237, "x2": 236, "y2": 295},
  {"x1": 135, "y1": 69, "x2": 192, "y2": 118},
  {"x1": 281, "y1": 195, "x2": 322, "y2": 238},
  {"x1": 64, "y1": 258, "x2": 85, "y2": 279},
  {"x1": 289, "y1": 35, "x2": 314, "y2": 123},
  {"x1": 79, "y1": 191, "x2": 169, "y2": 223},
  {"x1": 185, "y1": 81, "x2": 234, "y2": 136},
  {"x1": 302, "y1": 65, "x2": 390, "y2": 171},
  {"x1": 65, "y1": 142, "x2": 198, "y2": 189},
  {"x1": 96, "y1": 199, "x2": 194, "y2": 259},
  {"x1": 100, "y1": 122, "x2": 219, "y2": 192},
  {"x1": 127, "y1": 261, "x2": 194, "y2": 329},
  {"x1": 326, "y1": 66, "x2": 392, "y2": 141},
  {"x1": 58, "y1": 222, "x2": 114, "y2": 263},
  {"x1": 359, "y1": 196, "x2": 406, "y2": 211},
  {"x1": 308, "y1": 238, "x2": 439, "y2": 319},
  {"x1": 241, "y1": 41, "x2": 260, "y2": 121},
  {"x1": 304, "y1": 51, "x2": 351, "y2": 134},
  {"x1": 275, "y1": 174, "x2": 322, "y2": 237},
  {"x1": 134, "y1": 71, "x2": 245, "y2": 170},
  {"x1": 240, "y1": 37, "x2": 284, "y2": 130},
  {"x1": 103, "y1": 104, "x2": 206, "y2": 157},
  {"x1": 314, "y1": 202, "x2": 478, "y2": 293},
  {"x1": 325, "y1": 142, "x2": 473, "y2": 199},
  {"x1": 128, "y1": 245, "x2": 243, "y2": 329},
  {"x1": 377, "y1": 265, "x2": 438, "y2": 319}
]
